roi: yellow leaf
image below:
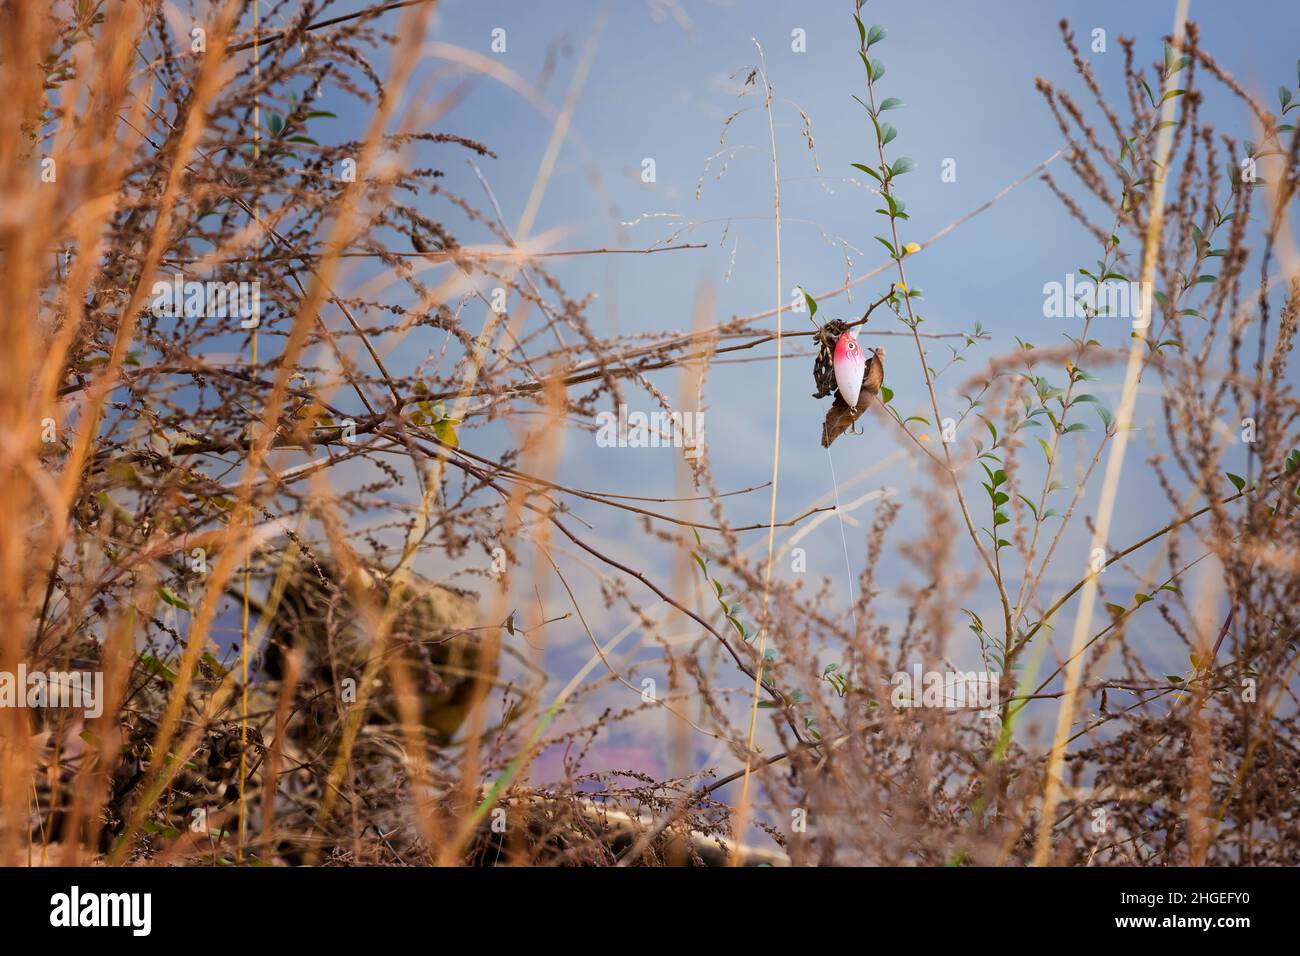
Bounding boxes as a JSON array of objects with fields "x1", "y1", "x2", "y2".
[
  {"x1": 902, "y1": 242, "x2": 921, "y2": 256},
  {"x1": 434, "y1": 417, "x2": 459, "y2": 448}
]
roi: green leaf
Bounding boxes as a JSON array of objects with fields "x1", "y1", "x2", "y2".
[
  {"x1": 880, "y1": 122, "x2": 897, "y2": 146},
  {"x1": 1225, "y1": 472, "x2": 1245, "y2": 492},
  {"x1": 141, "y1": 654, "x2": 178, "y2": 684},
  {"x1": 1280, "y1": 86, "x2": 1293, "y2": 109},
  {"x1": 982, "y1": 417, "x2": 998, "y2": 445},
  {"x1": 1166, "y1": 675, "x2": 1185, "y2": 683},
  {"x1": 853, "y1": 14, "x2": 866, "y2": 47},
  {"x1": 1105, "y1": 603, "x2": 1127, "y2": 619},
  {"x1": 159, "y1": 586, "x2": 190, "y2": 611},
  {"x1": 851, "y1": 162, "x2": 883, "y2": 184},
  {"x1": 800, "y1": 288, "x2": 818, "y2": 317},
  {"x1": 877, "y1": 97, "x2": 903, "y2": 111},
  {"x1": 890, "y1": 156, "x2": 917, "y2": 177},
  {"x1": 880, "y1": 385, "x2": 894, "y2": 404},
  {"x1": 867, "y1": 24, "x2": 887, "y2": 47}
]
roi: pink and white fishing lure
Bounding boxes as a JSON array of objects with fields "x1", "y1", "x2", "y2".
[{"x1": 833, "y1": 329, "x2": 866, "y2": 407}]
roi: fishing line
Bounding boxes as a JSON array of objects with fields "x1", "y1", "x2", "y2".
[{"x1": 825, "y1": 445, "x2": 858, "y2": 633}]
